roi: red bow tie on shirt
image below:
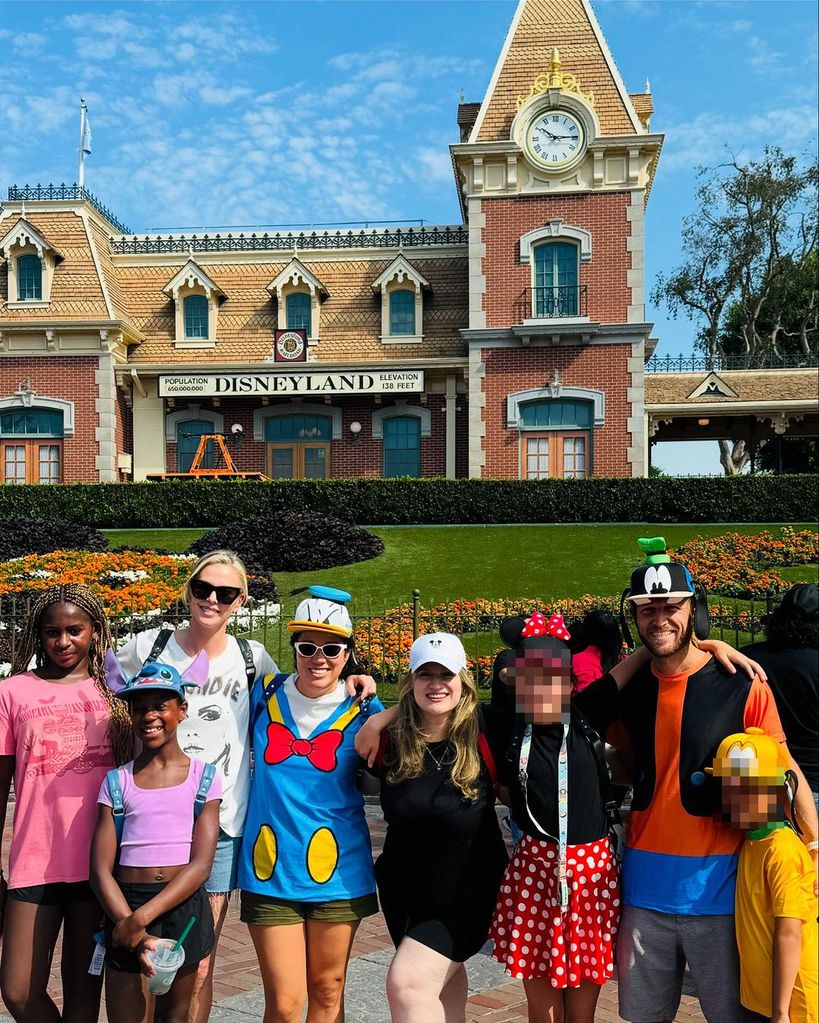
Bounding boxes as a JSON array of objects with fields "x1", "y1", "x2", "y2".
[
  {"x1": 264, "y1": 722, "x2": 342, "y2": 772},
  {"x1": 520, "y1": 611, "x2": 571, "y2": 642}
]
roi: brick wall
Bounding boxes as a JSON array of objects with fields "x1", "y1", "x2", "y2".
[
  {"x1": 481, "y1": 345, "x2": 630, "y2": 477},
  {"x1": 482, "y1": 192, "x2": 632, "y2": 326},
  {"x1": 0, "y1": 356, "x2": 100, "y2": 482}
]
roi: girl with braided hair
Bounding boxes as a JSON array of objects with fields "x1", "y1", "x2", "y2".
[{"x1": 0, "y1": 584, "x2": 132, "y2": 1023}]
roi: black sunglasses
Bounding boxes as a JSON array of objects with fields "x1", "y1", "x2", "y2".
[
  {"x1": 293, "y1": 641, "x2": 348, "y2": 659},
  {"x1": 190, "y1": 579, "x2": 243, "y2": 605}
]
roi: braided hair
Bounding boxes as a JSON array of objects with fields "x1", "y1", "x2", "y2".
[{"x1": 10, "y1": 585, "x2": 134, "y2": 766}]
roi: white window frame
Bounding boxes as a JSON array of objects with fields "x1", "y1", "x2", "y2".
[
  {"x1": 163, "y1": 260, "x2": 224, "y2": 349},
  {"x1": 252, "y1": 402, "x2": 342, "y2": 443},
  {"x1": 0, "y1": 219, "x2": 62, "y2": 309},
  {"x1": 165, "y1": 404, "x2": 224, "y2": 443},
  {"x1": 0, "y1": 394, "x2": 75, "y2": 436},
  {"x1": 371, "y1": 402, "x2": 432, "y2": 440},
  {"x1": 506, "y1": 386, "x2": 604, "y2": 429},
  {"x1": 267, "y1": 258, "x2": 328, "y2": 346},
  {"x1": 371, "y1": 254, "x2": 429, "y2": 344}
]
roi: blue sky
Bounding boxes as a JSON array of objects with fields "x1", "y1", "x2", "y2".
[{"x1": 1, "y1": 0, "x2": 816, "y2": 474}]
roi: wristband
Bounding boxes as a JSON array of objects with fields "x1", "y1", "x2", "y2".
[{"x1": 806, "y1": 840, "x2": 819, "y2": 853}]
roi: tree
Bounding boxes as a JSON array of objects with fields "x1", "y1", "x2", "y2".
[{"x1": 652, "y1": 147, "x2": 818, "y2": 475}]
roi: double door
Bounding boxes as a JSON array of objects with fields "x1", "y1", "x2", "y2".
[{"x1": 267, "y1": 443, "x2": 330, "y2": 479}]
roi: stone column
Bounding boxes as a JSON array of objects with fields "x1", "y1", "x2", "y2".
[{"x1": 132, "y1": 377, "x2": 166, "y2": 481}]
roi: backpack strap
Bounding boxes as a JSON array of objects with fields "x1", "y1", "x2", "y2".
[
  {"x1": 236, "y1": 638, "x2": 257, "y2": 689},
  {"x1": 106, "y1": 768, "x2": 125, "y2": 849},
  {"x1": 194, "y1": 763, "x2": 217, "y2": 820},
  {"x1": 374, "y1": 731, "x2": 391, "y2": 772},
  {"x1": 477, "y1": 732, "x2": 499, "y2": 793},
  {"x1": 250, "y1": 672, "x2": 289, "y2": 734},
  {"x1": 144, "y1": 629, "x2": 174, "y2": 664},
  {"x1": 573, "y1": 709, "x2": 623, "y2": 835}
]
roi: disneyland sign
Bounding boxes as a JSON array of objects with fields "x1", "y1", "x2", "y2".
[{"x1": 158, "y1": 370, "x2": 424, "y2": 398}]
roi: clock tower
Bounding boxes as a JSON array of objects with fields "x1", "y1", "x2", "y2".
[{"x1": 453, "y1": 0, "x2": 662, "y2": 479}]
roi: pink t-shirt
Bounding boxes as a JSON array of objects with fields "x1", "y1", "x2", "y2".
[
  {"x1": 98, "y1": 758, "x2": 223, "y2": 867},
  {"x1": 0, "y1": 671, "x2": 114, "y2": 888},
  {"x1": 572, "y1": 646, "x2": 605, "y2": 691}
]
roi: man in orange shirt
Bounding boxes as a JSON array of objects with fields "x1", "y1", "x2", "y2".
[{"x1": 575, "y1": 539, "x2": 818, "y2": 1023}]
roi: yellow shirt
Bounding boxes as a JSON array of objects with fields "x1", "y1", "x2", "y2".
[{"x1": 736, "y1": 825, "x2": 818, "y2": 1023}]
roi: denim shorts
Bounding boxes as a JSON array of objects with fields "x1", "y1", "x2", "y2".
[{"x1": 206, "y1": 830, "x2": 242, "y2": 895}]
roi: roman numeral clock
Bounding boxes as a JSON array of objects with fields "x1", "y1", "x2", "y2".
[{"x1": 525, "y1": 110, "x2": 585, "y2": 169}]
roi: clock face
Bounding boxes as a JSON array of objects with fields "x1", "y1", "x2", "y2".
[{"x1": 526, "y1": 110, "x2": 585, "y2": 169}]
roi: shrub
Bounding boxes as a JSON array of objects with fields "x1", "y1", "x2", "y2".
[
  {"x1": 0, "y1": 475, "x2": 814, "y2": 528},
  {"x1": 189, "y1": 511, "x2": 385, "y2": 572},
  {"x1": 0, "y1": 517, "x2": 108, "y2": 561}
]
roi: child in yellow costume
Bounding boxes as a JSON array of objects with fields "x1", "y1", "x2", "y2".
[{"x1": 710, "y1": 727, "x2": 818, "y2": 1023}]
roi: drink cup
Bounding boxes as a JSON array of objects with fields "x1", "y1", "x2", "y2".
[{"x1": 145, "y1": 938, "x2": 186, "y2": 995}]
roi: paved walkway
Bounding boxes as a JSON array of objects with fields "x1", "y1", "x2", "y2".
[{"x1": 0, "y1": 805, "x2": 706, "y2": 1022}]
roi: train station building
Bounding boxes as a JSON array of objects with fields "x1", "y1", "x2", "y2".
[{"x1": 0, "y1": 0, "x2": 663, "y2": 483}]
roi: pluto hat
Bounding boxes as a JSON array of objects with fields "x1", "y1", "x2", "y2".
[
  {"x1": 409, "y1": 633, "x2": 467, "y2": 675},
  {"x1": 288, "y1": 584, "x2": 353, "y2": 639},
  {"x1": 707, "y1": 727, "x2": 790, "y2": 785}
]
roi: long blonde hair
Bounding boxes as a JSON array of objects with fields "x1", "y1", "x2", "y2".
[
  {"x1": 386, "y1": 665, "x2": 482, "y2": 800},
  {"x1": 182, "y1": 550, "x2": 249, "y2": 605},
  {"x1": 10, "y1": 585, "x2": 134, "y2": 766}
]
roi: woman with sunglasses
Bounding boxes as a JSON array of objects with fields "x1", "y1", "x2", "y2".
[
  {"x1": 117, "y1": 554, "x2": 376, "y2": 1023},
  {"x1": 238, "y1": 586, "x2": 384, "y2": 1023}
]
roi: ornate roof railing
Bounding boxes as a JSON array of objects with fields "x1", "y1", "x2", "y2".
[
  {"x1": 646, "y1": 352, "x2": 818, "y2": 373},
  {"x1": 6, "y1": 183, "x2": 131, "y2": 235},
  {"x1": 110, "y1": 224, "x2": 468, "y2": 255}
]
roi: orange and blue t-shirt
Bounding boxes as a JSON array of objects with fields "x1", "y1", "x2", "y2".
[{"x1": 577, "y1": 655, "x2": 785, "y2": 915}]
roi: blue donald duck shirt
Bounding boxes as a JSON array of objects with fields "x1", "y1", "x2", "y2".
[{"x1": 239, "y1": 672, "x2": 384, "y2": 902}]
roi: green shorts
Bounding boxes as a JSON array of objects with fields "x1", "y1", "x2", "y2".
[{"x1": 240, "y1": 890, "x2": 379, "y2": 926}]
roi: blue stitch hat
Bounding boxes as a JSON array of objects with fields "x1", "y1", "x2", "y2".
[{"x1": 117, "y1": 661, "x2": 190, "y2": 701}]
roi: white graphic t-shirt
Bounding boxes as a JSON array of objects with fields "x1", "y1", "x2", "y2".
[{"x1": 118, "y1": 630, "x2": 277, "y2": 837}]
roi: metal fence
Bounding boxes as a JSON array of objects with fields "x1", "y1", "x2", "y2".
[
  {"x1": 0, "y1": 589, "x2": 780, "y2": 687},
  {"x1": 645, "y1": 352, "x2": 818, "y2": 373}
]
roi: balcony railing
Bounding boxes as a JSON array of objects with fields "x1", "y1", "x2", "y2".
[
  {"x1": 6, "y1": 183, "x2": 131, "y2": 235},
  {"x1": 515, "y1": 285, "x2": 588, "y2": 322},
  {"x1": 646, "y1": 352, "x2": 818, "y2": 373}
]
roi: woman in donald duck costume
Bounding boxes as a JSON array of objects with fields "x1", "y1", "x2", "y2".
[{"x1": 238, "y1": 585, "x2": 383, "y2": 1023}]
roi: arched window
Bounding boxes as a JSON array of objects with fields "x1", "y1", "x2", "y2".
[
  {"x1": 1, "y1": 407, "x2": 64, "y2": 483},
  {"x1": 176, "y1": 419, "x2": 216, "y2": 472},
  {"x1": 17, "y1": 254, "x2": 43, "y2": 301},
  {"x1": 184, "y1": 295, "x2": 209, "y2": 339},
  {"x1": 518, "y1": 398, "x2": 592, "y2": 480},
  {"x1": 389, "y1": 290, "x2": 416, "y2": 336},
  {"x1": 533, "y1": 242, "x2": 579, "y2": 317},
  {"x1": 383, "y1": 416, "x2": 421, "y2": 477},
  {"x1": 286, "y1": 293, "x2": 311, "y2": 335}
]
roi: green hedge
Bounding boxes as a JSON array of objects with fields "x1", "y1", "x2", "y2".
[{"x1": 0, "y1": 475, "x2": 815, "y2": 528}]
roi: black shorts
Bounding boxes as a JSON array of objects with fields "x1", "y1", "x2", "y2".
[
  {"x1": 105, "y1": 882, "x2": 214, "y2": 974},
  {"x1": 378, "y1": 887, "x2": 496, "y2": 963},
  {"x1": 9, "y1": 881, "x2": 97, "y2": 906}
]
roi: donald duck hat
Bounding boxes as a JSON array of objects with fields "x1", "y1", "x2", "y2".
[
  {"x1": 707, "y1": 727, "x2": 790, "y2": 785},
  {"x1": 288, "y1": 585, "x2": 354, "y2": 639}
]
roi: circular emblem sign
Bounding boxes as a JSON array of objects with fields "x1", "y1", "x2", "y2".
[{"x1": 275, "y1": 330, "x2": 306, "y2": 361}]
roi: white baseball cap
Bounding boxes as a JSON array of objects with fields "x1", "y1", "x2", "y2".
[{"x1": 409, "y1": 633, "x2": 467, "y2": 675}]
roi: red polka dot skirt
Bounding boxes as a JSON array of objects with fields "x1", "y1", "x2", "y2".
[{"x1": 489, "y1": 835, "x2": 620, "y2": 986}]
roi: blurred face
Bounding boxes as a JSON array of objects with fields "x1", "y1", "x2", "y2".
[
  {"x1": 128, "y1": 691, "x2": 187, "y2": 748},
  {"x1": 39, "y1": 602, "x2": 96, "y2": 674},
  {"x1": 511, "y1": 645, "x2": 572, "y2": 725},
  {"x1": 721, "y1": 776, "x2": 781, "y2": 830},
  {"x1": 412, "y1": 662, "x2": 462, "y2": 721},
  {"x1": 633, "y1": 598, "x2": 694, "y2": 659},
  {"x1": 188, "y1": 563, "x2": 246, "y2": 630},
  {"x1": 294, "y1": 628, "x2": 350, "y2": 696}
]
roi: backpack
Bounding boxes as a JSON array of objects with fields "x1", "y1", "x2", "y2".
[
  {"x1": 145, "y1": 629, "x2": 256, "y2": 688},
  {"x1": 374, "y1": 731, "x2": 499, "y2": 794},
  {"x1": 106, "y1": 763, "x2": 217, "y2": 853}
]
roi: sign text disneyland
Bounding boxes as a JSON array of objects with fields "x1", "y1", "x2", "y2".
[{"x1": 158, "y1": 370, "x2": 424, "y2": 397}]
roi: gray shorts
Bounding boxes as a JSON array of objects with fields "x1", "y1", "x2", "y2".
[{"x1": 617, "y1": 905, "x2": 751, "y2": 1023}]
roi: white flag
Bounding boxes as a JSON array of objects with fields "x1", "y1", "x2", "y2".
[{"x1": 81, "y1": 107, "x2": 92, "y2": 156}]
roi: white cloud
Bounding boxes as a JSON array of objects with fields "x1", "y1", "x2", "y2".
[
  {"x1": 13, "y1": 32, "x2": 47, "y2": 53},
  {"x1": 416, "y1": 147, "x2": 454, "y2": 183}
]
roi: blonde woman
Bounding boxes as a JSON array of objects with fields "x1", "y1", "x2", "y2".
[
  {"x1": 360, "y1": 633, "x2": 508, "y2": 1023},
  {"x1": 118, "y1": 553, "x2": 374, "y2": 1023}
]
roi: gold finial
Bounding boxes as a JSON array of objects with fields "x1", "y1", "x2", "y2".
[
  {"x1": 549, "y1": 48, "x2": 562, "y2": 87},
  {"x1": 515, "y1": 49, "x2": 595, "y2": 110}
]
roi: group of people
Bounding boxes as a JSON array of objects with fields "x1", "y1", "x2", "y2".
[{"x1": 0, "y1": 542, "x2": 815, "y2": 1023}]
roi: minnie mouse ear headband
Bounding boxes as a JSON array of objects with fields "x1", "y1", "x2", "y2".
[
  {"x1": 499, "y1": 611, "x2": 572, "y2": 649},
  {"x1": 288, "y1": 585, "x2": 353, "y2": 639},
  {"x1": 104, "y1": 648, "x2": 210, "y2": 701},
  {"x1": 620, "y1": 537, "x2": 709, "y2": 646}
]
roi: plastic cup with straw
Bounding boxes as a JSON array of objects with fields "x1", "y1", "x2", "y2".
[{"x1": 145, "y1": 916, "x2": 195, "y2": 995}]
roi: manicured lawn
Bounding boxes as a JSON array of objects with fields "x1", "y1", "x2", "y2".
[{"x1": 104, "y1": 522, "x2": 817, "y2": 609}]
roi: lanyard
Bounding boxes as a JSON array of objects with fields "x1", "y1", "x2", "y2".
[{"x1": 519, "y1": 722, "x2": 570, "y2": 910}]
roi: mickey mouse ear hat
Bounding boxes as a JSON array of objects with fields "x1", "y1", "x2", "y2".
[
  {"x1": 288, "y1": 584, "x2": 354, "y2": 639},
  {"x1": 620, "y1": 537, "x2": 710, "y2": 647}
]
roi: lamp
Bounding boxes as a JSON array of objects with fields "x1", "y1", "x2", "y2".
[
  {"x1": 230, "y1": 422, "x2": 244, "y2": 450},
  {"x1": 697, "y1": 418, "x2": 710, "y2": 427},
  {"x1": 349, "y1": 421, "x2": 362, "y2": 444}
]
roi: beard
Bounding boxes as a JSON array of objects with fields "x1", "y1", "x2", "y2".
[{"x1": 636, "y1": 610, "x2": 694, "y2": 659}]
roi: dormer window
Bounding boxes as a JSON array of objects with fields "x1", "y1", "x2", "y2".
[
  {"x1": 286, "y1": 292, "x2": 312, "y2": 335},
  {"x1": 0, "y1": 218, "x2": 62, "y2": 307},
  {"x1": 372, "y1": 255, "x2": 429, "y2": 344},
  {"x1": 163, "y1": 259, "x2": 225, "y2": 349},
  {"x1": 267, "y1": 259, "x2": 327, "y2": 346}
]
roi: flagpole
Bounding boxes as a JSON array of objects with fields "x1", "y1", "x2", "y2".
[{"x1": 78, "y1": 100, "x2": 87, "y2": 189}]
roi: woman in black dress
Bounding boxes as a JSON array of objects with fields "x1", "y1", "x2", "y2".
[{"x1": 360, "y1": 632, "x2": 508, "y2": 1023}]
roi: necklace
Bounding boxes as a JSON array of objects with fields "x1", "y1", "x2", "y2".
[{"x1": 426, "y1": 742, "x2": 452, "y2": 772}]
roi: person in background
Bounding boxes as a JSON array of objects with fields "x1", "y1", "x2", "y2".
[
  {"x1": 570, "y1": 609, "x2": 624, "y2": 692},
  {"x1": 742, "y1": 583, "x2": 819, "y2": 811}
]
